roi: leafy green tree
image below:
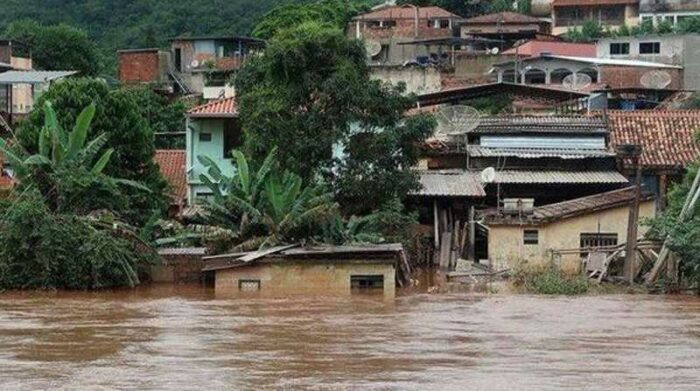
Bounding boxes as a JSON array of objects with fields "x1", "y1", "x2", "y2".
[
  {"x1": 648, "y1": 164, "x2": 700, "y2": 287},
  {"x1": 4, "y1": 21, "x2": 100, "y2": 76},
  {"x1": 253, "y1": 0, "x2": 373, "y2": 39},
  {"x1": 126, "y1": 88, "x2": 187, "y2": 149},
  {"x1": 567, "y1": 20, "x2": 606, "y2": 42},
  {"x1": 517, "y1": 0, "x2": 531, "y2": 14},
  {"x1": 677, "y1": 16, "x2": 700, "y2": 34},
  {"x1": 656, "y1": 19, "x2": 674, "y2": 34},
  {"x1": 17, "y1": 78, "x2": 168, "y2": 223},
  {"x1": 236, "y1": 22, "x2": 435, "y2": 215},
  {"x1": 0, "y1": 102, "x2": 154, "y2": 290},
  {"x1": 490, "y1": 0, "x2": 514, "y2": 13}
]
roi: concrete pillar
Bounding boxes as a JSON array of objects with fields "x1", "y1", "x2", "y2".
[
  {"x1": 497, "y1": 71, "x2": 503, "y2": 83},
  {"x1": 545, "y1": 70, "x2": 552, "y2": 85}
]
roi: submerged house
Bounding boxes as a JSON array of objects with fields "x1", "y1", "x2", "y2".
[
  {"x1": 485, "y1": 187, "x2": 656, "y2": 270},
  {"x1": 185, "y1": 97, "x2": 241, "y2": 204},
  {"x1": 203, "y1": 244, "x2": 407, "y2": 299}
]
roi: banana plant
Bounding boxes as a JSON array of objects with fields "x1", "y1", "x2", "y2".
[{"x1": 0, "y1": 101, "x2": 149, "y2": 192}]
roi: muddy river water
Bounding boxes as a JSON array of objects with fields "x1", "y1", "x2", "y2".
[{"x1": 1, "y1": 285, "x2": 699, "y2": 390}]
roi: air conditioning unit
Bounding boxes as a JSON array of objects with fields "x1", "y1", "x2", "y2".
[{"x1": 502, "y1": 198, "x2": 535, "y2": 215}]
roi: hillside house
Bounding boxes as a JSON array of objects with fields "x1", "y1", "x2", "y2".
[
  {"x1": 607, "y1": 110, "x2": 700, "y2": 209},
  {"x1": 485, "y1": 187, "x2": 656, "y2": 271},
  {"x1": 185, "y1": 97, "x2": 241, "y2": 204},
  {"x1": 551, "y1": 0, "x2": 640, "y2": 36},
  {"x1": 640, "y1": 0, "x2": 700, "y2": 27},
  {"x1": 597, "y1": 34, "x2": 700, "y2": 91},
  {"x1": 154, "y1": 150, "x2": 187, "y2": 217},
  {"x1": 349, "y1": 5, "x2": 462, "y2": 66},
  {"x1": 118, "y1": 36, "x2": 264, "y2": 95},
  {"x1": 460, "y1": 12, "x2": 551, "y2": 48}
]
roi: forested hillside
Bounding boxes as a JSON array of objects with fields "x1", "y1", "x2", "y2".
[{"x1": 0, "y1": 0, "x2": 306, "y2": 75}]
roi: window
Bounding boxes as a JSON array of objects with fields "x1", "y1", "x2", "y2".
[
  {"x1": 639, "y1": 42, "x2": 661, "y2": 54},
  {"x1": 610, "y1": 42, "x2": 630, "y2": 55},
  {"x1": 523, "y1": 230, "x2": 539, "y2": 245},
  {"x1": 238, "y1": 279, "x2": 261, "y2": 292},
  {"x1": 367, "y1": 20, "x2": 395, "y2": 29},
  {"x1": 580, "y1": 233, "x2": 618, "y2": 250},
  {"x1": 199, "y1": 132, "x2": 212, "y2": 142},
  {"x1": 428, "y1": 19, "x2": 450, "y2": 28},
  {"x1": 351, "y1": 275, "x2": 384, "y2": 292}
]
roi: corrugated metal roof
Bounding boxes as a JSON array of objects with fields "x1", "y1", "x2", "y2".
[
  {"x1": 283, "y1": 244, "x2": 404, "y2": 256},
  {"x1": 158, "y1": 247, "x2": 208, "y2": 256},
  {"x1": 480, "y1": 135, "x2": 606, "y2": 150},
  {"x1": 494, "y1": 170, "x2": 629, "y2": 184},
  {"x1": 541, "y1": 55, "x2": 683, "y2": 69},
  {"x1": 486, "y1": 187, "x2": 654, "y2": 225},
  {"x1": 0, "y1": 70, "x2": 78, "y2": 85},
  {"x1": 472, "y1": 116, "x2": 608, "y2": 134},
  {"x1": 412, "y1": 171, "x2": 486, "y2": 197},
  {"x1": 468, "y1": 146, "x2": 615, "y2": 159}
]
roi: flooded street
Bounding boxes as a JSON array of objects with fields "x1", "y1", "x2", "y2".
[{"x1": 1, "y1": 285, "x2": 699, "y2": 390}]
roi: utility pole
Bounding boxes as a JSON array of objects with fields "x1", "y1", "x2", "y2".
[{"x1": 618, "y1": 144, "x2": 643, "y2": 284}]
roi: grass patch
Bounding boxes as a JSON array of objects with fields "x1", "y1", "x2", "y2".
[{"x1": 513, "y1": 264, "x2": 589, "y2": 295}]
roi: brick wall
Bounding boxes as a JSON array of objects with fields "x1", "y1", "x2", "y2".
[
  {"x1": 118, "y1": 50, "x2": 160, "y2": 84},
  {"x1": 600, "y1": 66, "x2": 682, "y2": 90},
  {"x1": 152, "y1": 251, "x2": 207, "y2": 284}
]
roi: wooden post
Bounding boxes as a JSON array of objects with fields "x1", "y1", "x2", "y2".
[
  {"x1": 659, "y1": 174, "x2": 668, "y2": 211},
  {"x1": 624, "y1": 154, "x2": 642, "y2": 283},
  {"x1": 468, "y1": 206, "x2": 476, "y2": 261}
]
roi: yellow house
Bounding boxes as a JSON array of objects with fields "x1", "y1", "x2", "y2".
[
  {"x1": 485, "y1": 187, "x2": 656, "y2": 271},
  {"x1": 202, "y1": 244, "x2": 405, "y2": 300}
]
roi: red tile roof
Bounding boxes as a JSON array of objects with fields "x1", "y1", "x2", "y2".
[
  {"x1": 352, "y1": 5, "x2": 460, "y2": 20},
  {"x1": 607, "y1": 110, "x2": 700, "y2": 170},
  {"x1": 462, "y1": 11, "x2": 543, "y2": 25},
  {"x1": 154, "y1": 150, "x2": 187, "y2": 204},
  {"x1": 503, "y1": 40, "x2": 596, "y2": 57},
  {"x1": 553, "y1": 0, "x2": 637, "y2": 5},
  {"x1": 188, "y1": 97, "x2": 237, "y2": 118}
]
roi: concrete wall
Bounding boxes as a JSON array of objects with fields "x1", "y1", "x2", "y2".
[
  {"x1": 597, "y1": 34, "x2": 700, "y2": 91},
  {"x1": 215, "y1": 260, "x2": 396, "y2": 300},
  {"x1": 370, "y1": 66, "x2": 442, "y2": 94},
  {"x1": 186, "y1": 118, "x2": 235, "y2": 203},
  {"x1": 9, "y1": 56, "x2": 32, "y2": 114},
  {"x1": 487, "y1": 200, "x2": 656, "y2": 271},
  {"x1": 0, "y1": 42, "x2": 11, "y2": 64},
  {"x1": 152, "y1": 251, "x2": 207, "y2": 283}
]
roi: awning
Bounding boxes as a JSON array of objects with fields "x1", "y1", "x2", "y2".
[
  {"x1": 0, "y1": 71, "x2": 78, "y2": 85},
  {"x1": 467, "y1": 146, "x2": 615, "y2": 159},
  {"x1": 494, "y1": 170, "x2": 629, "y2": 184},
  {"x1": 412, "y1": 171, "x2": 486, "y2": 198}
]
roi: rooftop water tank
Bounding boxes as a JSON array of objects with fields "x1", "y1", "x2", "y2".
[{"x1": 530, "y1": 0, "x2": 553, "y2": 17}]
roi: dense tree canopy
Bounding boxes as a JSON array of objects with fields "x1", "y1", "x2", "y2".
[
  {"x1": 4, "y1": 20, "x2": 100, "y2": 76},
  {"x1": 16, "y1": 78, "x2": 168, "y2": 224},
  {"x1": 235, "y1": 22, "x2": 435, "y2": 216}
]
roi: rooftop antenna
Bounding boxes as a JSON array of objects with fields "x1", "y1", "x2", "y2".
[
  {"x1": 640, "y1": 70, "x2": 672, "y2": 89},
  {"x1": 365, "y1": 40, "x2": 382, "y2": 58},
  {"x1": 562, "y1": 73, "x2": 593, "y2": 91},
  {"x1": 435, "y1": 105, "x2": 481, "y2": 139}
]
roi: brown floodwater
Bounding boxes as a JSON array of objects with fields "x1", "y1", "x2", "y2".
[{"x1": 1, "y1": 285, "x2": 699, "y2": 390}]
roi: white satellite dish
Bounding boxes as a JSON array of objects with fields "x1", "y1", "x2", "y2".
[
  {"x1": 190, "y1": 60, "x2": 200, "y2": 69},
  {"x1": 640, "y1": 70, "x2": 672, "y2": 89},
  {"x1": 490, "y1": 47, "x2": 500, "y2": 55},
  {"x1": 480, "y1": 167, "x2": 496, "y2": 184},
  {"x1": 435, "y1": 105, "x2": 481, "y2": 138},
  {"x1": 562, "y1": 73, "x2": 592, "y2": 91},
  {"x1": 365, "y1": 40, "x2": 382, "y2": 58}
]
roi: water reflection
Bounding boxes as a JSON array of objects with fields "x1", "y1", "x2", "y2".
[{"x1": 0, "y1": 285, "x2": 699, "y2": 390}]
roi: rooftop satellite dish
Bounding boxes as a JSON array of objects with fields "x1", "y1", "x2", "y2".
[
  {"x1": 562, "y1": 73, "x2": 592, "y2": 91},
  {"x1": 480, "y1": 167, "x2": 496, "y2": 184},
  {"x1": 435, "y1": 105, "x2": 481, "y2": 138},
  {"x1": 365, "y1": 40, "x2": 382, "y2": 58},
  {"x1": 190, "y1": 60, "x2": 200, "y2": 69},
  {"x1": 640, "y1": 70, "x2": 672, "y2": 89},
  {"x1": 490, "y1": 47, "x2": 500, "y2": 55}
]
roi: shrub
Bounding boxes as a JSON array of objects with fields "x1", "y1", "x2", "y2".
[{"x1": 513, "y1": 264, "x2": 589, "y2": 295}]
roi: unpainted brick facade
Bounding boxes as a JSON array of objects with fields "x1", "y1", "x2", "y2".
[
  {"x1": 348, "y1": 18, "x2": 456, "y2": 41},
  {"x1": 118, "y1": 50, "x2": 160, "y2": 84},
  {"x1": 600, "y1": 65, "x2": 682, "y2": 90}
]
